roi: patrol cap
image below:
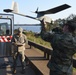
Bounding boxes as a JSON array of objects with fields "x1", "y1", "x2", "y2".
[{"x1": 18, "y1": 27, "x2": 23, "y2": 32}]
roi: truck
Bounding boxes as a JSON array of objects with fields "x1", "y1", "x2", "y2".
[{"x1": 0, "y1": 13, "x2": 14, "y2": 57}]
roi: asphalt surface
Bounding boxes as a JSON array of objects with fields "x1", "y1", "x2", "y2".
[{"x1": 0, "y1": 45, "x2": 76, "y2": 75}]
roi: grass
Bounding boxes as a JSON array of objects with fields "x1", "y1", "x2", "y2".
[{"x1": 23, "y1": 30, "x2": 51, "y2": 48}]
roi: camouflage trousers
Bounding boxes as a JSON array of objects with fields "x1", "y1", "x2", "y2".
[
  {"x1": 50, "y1": 66, "x2": 73, "y2": 75},
  {"x1": 13, "y1": 51, "x2": 26, "y2": 70}
]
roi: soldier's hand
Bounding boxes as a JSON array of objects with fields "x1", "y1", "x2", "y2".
[
  {"x1": 12, "y1": 42, "x2": 17, "y2": 46},
  {"x1": 12, "y1": 42, "x2": 14, "y2": 45},
  {"x1": 12, "y1": 53, "x2": 14, "y2": 56},
  {"x1": 12, "y1": 42, "x2": 16, "y2": 45}
]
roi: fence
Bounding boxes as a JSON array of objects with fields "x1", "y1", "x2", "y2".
[{"x1": 28, "y1": 40, "x2": 76, "y2": 68}]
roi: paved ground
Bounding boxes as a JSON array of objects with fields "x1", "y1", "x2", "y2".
[
  {"x1": 0, "y1": 56, "x2": 36, "y2": 75},
  {"x1": 25, "y1": 45, "x2": 50, "y2": 75},
  {"x1": 25, "y1": 45, "x2": 76, "y2": 75},
  {"x1": 0, "y1": 45, "x2": 76, "y2": 75},
  {"x1": 0, "y1": 66, "x2": 35, "y2": 75}
]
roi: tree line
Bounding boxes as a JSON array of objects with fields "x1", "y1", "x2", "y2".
[{"x1": 43, "y1": 14, "x2": 76, "y2": 31}]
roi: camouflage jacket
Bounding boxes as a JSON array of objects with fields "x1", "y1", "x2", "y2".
[
  {"x1": 41, "y1": 30, "x2": 76, "y2": 73},
  {"x1": 11, "y1": 33, "x2": 27, "y2": 52}
]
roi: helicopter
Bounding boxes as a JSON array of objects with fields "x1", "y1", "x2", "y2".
[{"x1": 3, "y1": 1, "x2": 71, "y2": 25}]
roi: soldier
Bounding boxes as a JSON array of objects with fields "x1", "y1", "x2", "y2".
[
  {"x1": 11, "y1": 27, "x2": 27, "y2": 74},
  {"x1": 40, "y1": 20, "x2": 76, "y2": 75}
]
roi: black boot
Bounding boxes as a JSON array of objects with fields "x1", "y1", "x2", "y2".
[
  {"x1": 12, "y1": 68, "x2": 16, "y2": 74},
  {"x1": 21, "y1": 62, "x2": 26, "y2": 74},
  {"x1": 21, "y1": 69, "x2": 25, "y2": 74}
]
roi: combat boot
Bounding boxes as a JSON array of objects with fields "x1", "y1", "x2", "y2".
[
  {"x1": 21, "y1": 62, "x2": 26, "y2": 74},
  {"x1": 21, "y1": 69, "x2": 25, "y2": 74},
  {"x1": 12, "y1": 69, "x2": 16, "y2": 74}
]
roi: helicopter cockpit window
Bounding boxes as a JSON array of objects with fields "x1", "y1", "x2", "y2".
[{"x1": 0, "y1": 19, "x2": 12, "y2": 35}]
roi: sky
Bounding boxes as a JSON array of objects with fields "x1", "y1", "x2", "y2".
[{"x1": 0, "y1": 0, "x2": 76, "y2": 24}]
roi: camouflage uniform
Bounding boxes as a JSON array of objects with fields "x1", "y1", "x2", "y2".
[
  {"x1": 11, "y1": 28, "x2": 27, "y2": 73},
  {"x1": 40, "y1": 21, "x2": 76, "y2": 75}
]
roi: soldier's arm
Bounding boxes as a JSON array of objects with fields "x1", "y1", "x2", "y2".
[
  {"x1": 41, "y1": 31, "x2": 54, "y2": 42},
  {"x1": 40, "y1": 21, "x2": 55, "y2": 42},
  {"x1": 22, "y1": 34, "x2": 28, "y2": 45},
  {"x1": 11, "y1": 35, "x2": 15, "y2": 43},
  {"x1": 11, "y1": 35, "x2": 17, "y2": 45}
]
